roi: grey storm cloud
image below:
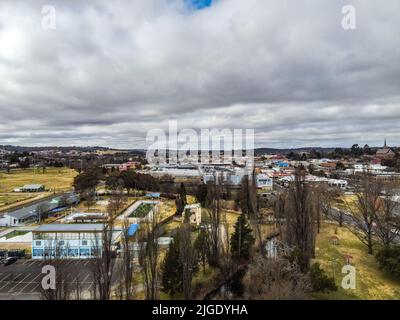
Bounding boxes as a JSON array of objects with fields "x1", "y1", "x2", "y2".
[{"x1": 0, "y1": 0, "x2": 400, "y2": 148}]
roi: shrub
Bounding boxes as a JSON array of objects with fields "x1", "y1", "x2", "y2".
[
  {"x1": 309, "y1": 263, "x2": 337, "y2": 292},
  {"x1": 376, "y1": 246, "x2": 400, "y2": 278}
]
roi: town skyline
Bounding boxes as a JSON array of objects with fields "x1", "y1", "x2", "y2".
[{"x1": 0, "y1": 138, "x2": 397, "y2": 151}]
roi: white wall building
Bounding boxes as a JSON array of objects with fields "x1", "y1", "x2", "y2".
[
  {"x1": 182, "y1": 203, "x2": 202, "y2": 226},
  {"x1": 256, "y1": 174, "x2": 273, "y2": 190},
  {"x1": 31, "y1": 224, "x2": 121, "y2": 260}
]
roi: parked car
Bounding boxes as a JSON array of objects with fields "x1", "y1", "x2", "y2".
[
  {"x1": 7, "y1": 250, "x2": 26, "y2": 258},
  {"x1": 3, "y1": 257, "x2": 17, "y2": 266}
]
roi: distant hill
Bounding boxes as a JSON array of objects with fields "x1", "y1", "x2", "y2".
[
  {"x1": 253, "y1": 147, "x2": 341, "y2": 155},
  {"x1": 2, "y1": 145, "x2": 395, "y2": 156},
  {"x1": 0, "y1": 145, "x2": 123, "y2": 153}
]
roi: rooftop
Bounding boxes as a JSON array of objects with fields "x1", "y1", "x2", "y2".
[
  {"x1": 33, "y1": 223, "x2": 105, "y2": 233},
  {"x1": 22, "y1": 184, "x2": 44, "y2": 189}
]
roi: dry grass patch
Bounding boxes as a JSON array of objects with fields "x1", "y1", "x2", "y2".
[{"x1": 313, "y1": 223, "x2": 400, "y2": 300}]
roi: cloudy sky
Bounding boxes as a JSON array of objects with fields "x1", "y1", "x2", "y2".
[{"x1": 0, "y1": 0, "x2": 399, "y2": 149}]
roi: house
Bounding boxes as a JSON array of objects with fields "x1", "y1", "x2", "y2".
[
  {"x1": 0, "y1": 208, "x2": 39, "y2": 227},
  {"x1": 319, "y1": 162, "x2": 337, "y2": 170},
  {"x1": 0, "y1": 193, "x2": 79, "y2": 227},
  {"x1": 182, "y1": 203, "x2": 202, "y2": 226},
  {"x1": 256, "y1": 174, "x2": 273, "y2": 190},
  {"x1": 275, "y1": 161, "x2": 289, "y2": 168},
  {"x1": 0, "y1": 200, "x2": 59, "y2": 227},
  {"x1": 327, "y1": 179, "x2": 348, "y2": 190},
  {"x1": 14, "y1": 184, "x2": 45, "y2": 193},
  {"x1": 278, "y1": 175, "x2": 348, "y2": 190},
  {"x1": 376, "y1": 140, "x2": 396, "y2": 160},
  {"x1": 145, "y1": 192, "x2": 161, "y2": 199},
  {"x1": 119, "y1": 161, "x2": 140, "y2": 172},
  {"x1": 31, "y1": 223, "x2": 121, "y2": 259}
]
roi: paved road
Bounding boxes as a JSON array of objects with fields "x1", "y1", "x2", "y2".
[
  {"x1": 0, "y1": 259, "x2": 95, "y2": 300},
  {"x1": 328, "y1": 207, "x2": 400, "y2": 244}
]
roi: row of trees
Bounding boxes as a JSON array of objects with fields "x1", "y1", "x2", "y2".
[{"x1": 341, "y1": 175, "x2": 399, "y2": 255}]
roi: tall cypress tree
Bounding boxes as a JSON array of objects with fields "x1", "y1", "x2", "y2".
[
  {"x1": 175, "y1": 183, "x2": 187, "y2": 215},
  {"x1": 162, "y1": 226, "x2": 199, "y2": 298},
  {"x1": 230, "y1": 214, "x2": 255, "y2": 262},
  {"x1": 162, "y1": 232, "x2": 181, "y2": 297}
]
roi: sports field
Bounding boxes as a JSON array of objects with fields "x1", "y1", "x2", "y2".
[{"x1": 0, "y1": 167, "x2": 77, "y2": 193}]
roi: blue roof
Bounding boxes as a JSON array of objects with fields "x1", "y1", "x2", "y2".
[
  {"x1": 146, "y1": 193, "x2": 160, "y2": 198},
  {"x1": 127, "y1": 224, "x2": 139, "y2": 236},
  {"x1": 277, "y1": 162, "x2": 289, "y2": 167},
  {"x1": 49, "y1": 207, "x2": 68, "y2": 213}
]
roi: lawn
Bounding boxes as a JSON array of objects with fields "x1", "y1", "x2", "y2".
[
  {"x1": 3, "y1": 230, "x2": 29, "y2": 240},
  {"x1": 313, "y1": 222, "x2": 400, "y2": 300},
  {"x1": 158, "y1": 200, "x2": 177, "y2": 222},
  {"x1": 0, "y1": 167, "x2": 78, "y2": 193},
  {"x1": 0, "y1": 194, "x2": 35, "y2": 206},
  {"x1": 335, "y1": 194, "x2": 358, "y2": 212}
]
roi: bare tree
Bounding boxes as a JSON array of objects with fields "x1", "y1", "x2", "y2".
[
  {"x1": 313, "y1": 185, "x2": 324, "y2": 234},
  {"x1": 91, "y1": 221, "x2": 116, "y2": 300},
  {"x1": 278, "y1": 166, "x2": 316, "y2": 272},
  {"x1": 239, "y1": 173, "x2": 258, "y2": 218},
  {"x1": 117, "y1": 219, "x2": 136, "y2": 300},
  {"x1": 244, "y1": 253, "x2": 311, "y2": 300},
  {"x1": 107, "y1": 179, "x2": 127, "y2": 218},
  {"x1": 179, "y1": 223, "x2": 199, "y2": 299},
  {"x1": 138, "y1": 206, "x2": 161, "y2": 300},
  {"x1": 321, "y1": 186, "x2": 343, "y2": 217},
  {"x1": 241, "y1": 171, "x2": 265, "y2": 254},
  {"x1": 205, "y1": 176, "x2": 224, "y2": 267},
  {"x1": 344, "y1": 174, "x2": 381, "y2": 255},
  {"x1": 73, "y1": 271, "x2": 83, "y2": 300},
  {"x1": 373, "y1": 181, "x2": 399, "y2": 248},
  {"x1": 83, "y1": 188, "x2": 96, "y2": 211},
  {"x1": 37, "y1": 202, "x2": 50, "y2": 223},
  {"x1": 40, "y1": 245, "x2": 72, "y2": 300}
]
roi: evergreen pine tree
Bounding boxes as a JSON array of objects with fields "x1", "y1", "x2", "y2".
[
  {"x1": 194, "y1": 228, "x2": 209, "y2": 273},
  {"x1": 230, "y1": 214, "x2": 255, "y2": 262}
]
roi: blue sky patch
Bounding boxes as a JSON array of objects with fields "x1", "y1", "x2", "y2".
[{"x1": 185, "y1": 0, "x2": 213, "y2": 10}]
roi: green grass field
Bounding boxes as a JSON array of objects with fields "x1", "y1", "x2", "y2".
[
  {"x1": 313, "y1": 223, "x2": 400, "y2": 300},
  {"x1": 3, "y1": 230, "x2": 29, "y2": 240},
  {"x1": 0, "y1": 167, "x2": 78, "y2": 193}
]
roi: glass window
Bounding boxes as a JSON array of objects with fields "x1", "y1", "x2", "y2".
[
  {"x1": 44, "y1": 248, "x2": 55, "y2": 257},
  {"x1": 80, "y1": 248, "x2": 90, "y2": 256},
  {"x1": 68, "y1": 248, "x2": 79, "y2": 257},
  {"x1": 32, "y1": 249, "x2": 44, "y2": 257}
]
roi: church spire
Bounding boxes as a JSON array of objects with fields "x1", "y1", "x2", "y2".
[{"x1": 384, "y1": 139, "x2": 388, "y2": 148}]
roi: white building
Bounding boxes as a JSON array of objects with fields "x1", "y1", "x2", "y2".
[
  {"x1": 256, "y1": 174, "x2": 273, "y2": 190},
  {"x1": 279, "y1": 175, "x2": 348, "y2": 190},
  {"x1": 31, "y1": 224, "x2": 121, "y2": 260},
  {"x1": 182, "y1": 203, "x2": 202, "y2": 226}
]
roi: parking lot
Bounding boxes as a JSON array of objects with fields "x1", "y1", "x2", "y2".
[{"x1": 0, "y1": 259, "x2": 95, "y2": 300}]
